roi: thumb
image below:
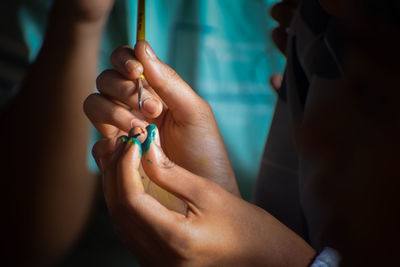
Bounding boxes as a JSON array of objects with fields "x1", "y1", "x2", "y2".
[
  {"x1": 134, "y1": 41, "x2": 204, "y2": 121},
  {"x1": 141, "y1": 124, "x2": 211, "y2": 209}
]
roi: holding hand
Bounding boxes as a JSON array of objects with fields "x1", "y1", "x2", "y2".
[
  {"x1": 270, "y1": 0, "x2": 300, "y2": 55},
  {"x1": 94, "y1": 125, "x2": 316, "y2": 266},
  {"x1": 84, "y1": 41, "x2": 239, "y2": 195}
]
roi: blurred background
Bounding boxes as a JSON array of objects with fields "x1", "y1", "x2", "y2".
[{"x1": 1, "y1": 0, "x2": 284, "y2": 265}]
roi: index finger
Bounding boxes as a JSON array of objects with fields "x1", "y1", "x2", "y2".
[
  {"x1": 110, "y1": 46, "x2": 144, "y2": 80},
  {"x1": 134, "y1": 41, "x2": 206, "y2": 122}
]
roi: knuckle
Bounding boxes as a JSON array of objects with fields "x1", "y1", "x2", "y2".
[
  {"x1": 111, "y1": 46, "x2": 126, "y2": 60},
  {"x1": 159, "y1": 156, "x2": 176, "y2": 170},
  {"x1": 167, "y1": 226, "x2": 196, "y2": 258},
  {"x1": 108, "y1": 104, "x2": 121, "y2": 122},
  {"x1": 83, "y1": 93, "x2": 100, "y2": 115},
  {"x1": 200, "y1": 99, "x2": 213, "y2": 113},
  {"x1": 164, "y1": 65, "x2": 180, "y2": 82},
  {"x1": 96, "y1": 69, "x2": 114, "y2": 89},
  {"x1": 111, "y1": 46, "x2": 134, "y2": 63},
  {"x1": 117, "y1": 80, "x2": 135, "y2": 98},
  {"x1": 198, "y1": 180, "x2": 221, "y2": 204},
  {"x1": 192, "y1": 99, "x2": 213, "y2": 122}
]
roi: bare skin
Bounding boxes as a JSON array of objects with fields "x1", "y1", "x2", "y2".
[
  {"x1": 86, "y1": 42, "x2": 316, "y2": 266},
  {"x1": 1, "y1": 0, "x2": 116, "y2": 265},
  {"x1": 85, "y1": 41, "x2": 240, "y2": 197}
]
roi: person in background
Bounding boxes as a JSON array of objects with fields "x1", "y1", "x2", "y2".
[
  {"x1": 0, "y1": 0, "x2": 284, "y2": 266},
  {"x1": 85, "y1": 0, "x2": 400, "y2": 266}
]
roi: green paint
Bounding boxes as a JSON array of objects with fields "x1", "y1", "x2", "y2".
[
  {"x1": 129, "y1": 137, "x2": 142, "y2": 156},
  {"x1": 118, "y1": 135, "x2": 128, "y2": 144},
  {"x1": 141, "y1": 124, "x2": 157, "y2": 153}
]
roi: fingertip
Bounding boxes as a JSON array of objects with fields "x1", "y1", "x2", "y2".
[
  {"x1": 92, "y1": 139, "x2": 114, "y2": 172},
  {"x1": 125, "y1": 59, "x2": 144, "y2": 78},
  {"x1": 112, "y1": 135, "x2": 128, "y2": 157},
  {"x1": 129, "y1": 126, "x2": 147, "y2": 143},
  {"x1": 122, "y1": 137, "x2": 142, "y2": 166},
  {"x1": 135, "y1": 42, "x2": 199, "y2": 121},
  {"x1": 111, "y1": 45, "x2": 144, "y2": 79},
  {"x1": 142, "y1": 124, "x2": 160, "y2": 154},
  {"x1": 142, "y1": 98, "x2": 163, "y2": 118},
  {"x1": 134, "y1": 40, "x2": 154, "y2": 61}
]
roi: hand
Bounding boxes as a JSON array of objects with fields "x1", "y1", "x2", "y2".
[
  {"x1": 84, "y1": 41, "x2": 239, "y2": 196},
  {"x1": 270, "y1": 0, "x2": 300, "y2": 55},
  {"x1": 96, "y1": 129, "x2": 316, "y2": 266}
]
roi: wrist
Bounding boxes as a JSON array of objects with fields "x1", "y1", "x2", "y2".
[{"x1": 49, "y1": 1, "x2": 110, "y2": 34}]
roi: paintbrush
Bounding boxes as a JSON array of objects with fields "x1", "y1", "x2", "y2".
[{"x1": 137, "y1": 0, "x2": 145, "y2": 110}]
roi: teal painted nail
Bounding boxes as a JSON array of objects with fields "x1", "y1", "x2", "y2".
[
  {"x1": 129, "y1": 137, "x2": 142, "y2": 156},
  {"x1": 142, "y1": 124, "x2": 157, "y2": 153}
]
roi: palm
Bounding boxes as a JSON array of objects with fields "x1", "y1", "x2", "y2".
[{"x1": 155, "y1": 110, "x2": 238, "y2": 195}]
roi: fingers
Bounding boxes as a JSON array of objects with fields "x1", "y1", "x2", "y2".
[
  {"x1": 134, "y1": 40, "x2": 206, "y2": 121},
  {"x1": 141, "y1": 125, "x2": 211, "y2": 210},
  {"x1": 96, "y1": 69, "x2": 163, "y2": 118},
  {"x1": 110, "y1": 45, "x2": 144, "y2": 80},
  {"x1": 272, "y1": 27, "x2": 288, "y2": 55},
  {"x1": 92, "y1": 137, "x2": 118, "y2": 172},
  {"x1": 103, "y1": 136, "x2": 129, "y2": 206},
  {"x1": 270, "y1": 1, "x2": 298, "y2": 55},
  {"x1": 84, "y1": 92, "x2": 148, "y2": 139},
  {"x1": 270, "y1": 74, "x2": 283, "y2": 93},
  {"x1": 112, "y1": 135, "x2": 186, "y2": 240},
  {"x1": 270, "y1": 2, "x2": 297, "y2": 28},
  {"x1": 116, "y1": 137, "x2": 144, "y2": 196}
]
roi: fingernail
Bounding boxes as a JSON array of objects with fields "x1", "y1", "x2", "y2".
[
  {"x1": 116, "y1": 135, "x2": 128, "y2": 148},
  {"x1": 129, "y1": 126, "x2": 147, "y2": 143},
  {"x1": 142, "y1": 98, "x2": 159, "y2": 115},
  {"x1": 125, "y1": 60, "x2": 143, "y2": 74},
  {"x1": 127, "y1": 137, "x2": 142, "y2": 157},
  {"x1": 145, "y1": 44, "x2": 157, "y2": 61},
  {"x1": 142, "y1": 124, "x2": 159, "y2": 153}
]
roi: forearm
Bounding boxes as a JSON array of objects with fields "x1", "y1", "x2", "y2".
[{"x1": 1, "y1": 4, "x2": 106, "y2": 265}]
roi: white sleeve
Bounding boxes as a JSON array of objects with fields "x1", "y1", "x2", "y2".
[{"x1": 311, "y1": 247, "x2": 341, "y2": 267}]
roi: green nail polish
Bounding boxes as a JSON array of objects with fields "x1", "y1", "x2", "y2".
[
  {"x1": 117, "y1": 135, "x2": 128, "y2": 146},
  {"x1": 142, "y1": 124, "x2": 157, "y2": 153},
  {"x1": 129, "y1": 137, "x2": 142, "y2": 156}
]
